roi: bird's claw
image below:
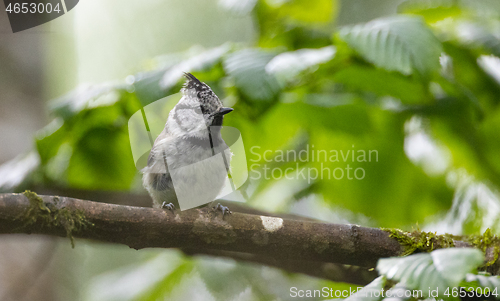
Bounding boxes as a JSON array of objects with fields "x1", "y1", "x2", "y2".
[
  {"x1": 213, "y1": 203, "x2": 232, "y2": 216},
  {"x1": 162, "y1": 202, "x2": 176, "y2": 211}
]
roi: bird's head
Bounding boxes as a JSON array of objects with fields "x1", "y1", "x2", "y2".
[{"x1": 181, "y1": 73, "x2": 233, "y2": 127}]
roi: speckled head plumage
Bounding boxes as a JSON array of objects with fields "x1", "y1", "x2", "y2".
[
  {"x1": 165, "y1": 73, "x2": 233, "y2": 137},
  {"x1": 181, "y1": 72, "x2": 223, "y2": 116}
]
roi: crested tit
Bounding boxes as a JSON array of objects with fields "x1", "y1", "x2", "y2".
[{"x1": 142, "y1": 73, "x2": 233, "y2": 214}]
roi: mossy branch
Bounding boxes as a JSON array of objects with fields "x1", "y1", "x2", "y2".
[
  {"x1": 0, "y1": 192, "x2": 499, "y2": 278},
  {"x1": 384, "y1": 228, "x2": 500, "y2": 274},
  {"x1": 19, "y1": 191, "x2": 93, "y2": 247}
]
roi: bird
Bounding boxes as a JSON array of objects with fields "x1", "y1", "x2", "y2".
[{"x1": 142, "y1": 73, "x2": 233, "y2": 215}]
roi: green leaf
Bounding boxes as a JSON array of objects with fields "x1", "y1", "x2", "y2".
[
  {"x1": 431, "y1": 248, "x2": 484, "y2": 286},
  {"x1": 383, "y1": 283, "x2": 414, "y2": 301},
  {"x1": 134, "y1": 69, "x2": 175, "y2": 108},
  {"x1": 463, "y1": 273, "x2": 500, "y2": 297},
  {"x1": 305, "y1": 106, "x2": 453, "y2": 227},
  {"x1": 35, "y1": 118, "x2": 67, "y2": 164},
  {"x1": 345, "y1": 276, "x2": 385, "y2": 301},
  {"x1": 377, "y1": 248, "x2": 484, "y2": 300},
  {"x1": 49, "y1": 83, "x2": 125, "y2": 119},
  {"x1": 338, "y1": 16, "x2": 442, "y2": 76},
  {"x1": 333, "y1": 65, "x2": 428, "y2": 104},
  {"x1": 31, "y1": 86, "x2": 142, "y2": 190},
  {"x1": 378, "y1": 254, "x2": 448, "y2": 296},
  {"x1": 66, "y1": 125, "x2": 137, "y2": 190},
  {"x1": 266, "y1": 46, "x2": 336, "y2": 84},
  {"x1": 224, "y1": 48, "x2": 281, "y2": 102}
]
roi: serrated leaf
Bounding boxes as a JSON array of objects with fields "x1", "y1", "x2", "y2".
[
  {"x1": 339, "y1": 16, "x2": 442, "y2": 76},
  {"x1": 344, "y1": 276, "x2": 385, "y2": 301},
  {"x1": 431, "y1": 248, "x2": 484, "y2": 286},
  {"x1": 224, "y1": 49, "x2": 281, "y2": 102},
  {"x1": 378, "y1": 254, "x2": 442, "y2": 290},
  {"x1": 266, "y1": 46, "x2": 336, "y2": 84},
  {"x1": 384, "y1": 283, "x2": 415, "y2": 301},
  {"x1": 377, "y1": 248, "x2": 484, "y2": 299}
]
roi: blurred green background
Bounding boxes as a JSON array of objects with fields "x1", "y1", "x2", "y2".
[{"x1": 1, "y1": 0, "x2": 500, "y2": 300}]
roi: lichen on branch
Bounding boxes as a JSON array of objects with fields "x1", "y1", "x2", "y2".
[{"x1": 18, "y1": 190, "x2": 93, "y2": 247}]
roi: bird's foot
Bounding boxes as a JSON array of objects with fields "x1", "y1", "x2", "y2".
[
  {"x1": 161, "y1": 202, "x2": 176, "y2": 211},
  {"x1": 213, "y1": 203, "x2": 232, "y2": 216}
]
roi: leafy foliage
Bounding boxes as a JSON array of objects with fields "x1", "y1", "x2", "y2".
[
  {"x1": 266, "y1": 46, "x2": 336, "y2": 85},
  {"x1": 344, "y1": 276, "x2": 385, "y2": 301},
  {"x1": 223, "y1": 48, "x2": 281, "y2": 103},
  {"x1": 2, "y1": 0, "x2": 499, "y2": 228},
  {"x1": 2, "y1": 0, "x2": 500, "y2": 298},
  {"x1": 338, "y1": 16, "x2": 442, "y2": 76},
  {"x1": 376, "y1": 248, "x2": 492, "y2": 301}
]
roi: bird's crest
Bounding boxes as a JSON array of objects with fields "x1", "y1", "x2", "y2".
[{"x1": 181, "y1": 72, "x2": 222, "y2": 114}]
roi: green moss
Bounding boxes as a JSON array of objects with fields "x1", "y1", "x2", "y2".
[
  {"x1": 18, "y1": 191, "x2": 93, "y2": 248},
  {"x1": 385, "y1": 228, "x2": 500, "y2": 268},
  {"x1": 383, "y1": 228, "x2": 456, "y2": 256},
  {"x1": 487, "y1": 246, "x2": 500, "y2": 267},
  {"x1": 466, "y1": 228, "x2": 497, "y2": 251},
  {"x1": 464, "y1": 228, "x2": 500, "y2": 267}
]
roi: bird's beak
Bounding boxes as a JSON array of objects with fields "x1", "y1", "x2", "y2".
[{"x1": 215, "y1": 107, "x2": 233, "y2": 116}]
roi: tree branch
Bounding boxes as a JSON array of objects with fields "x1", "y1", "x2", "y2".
[
  {"x1": 0, "y1": 192, "x2": 498, "y2": 281},
  {"x1": 0, "y1": 192, "x2": 402, "y2": 266}
]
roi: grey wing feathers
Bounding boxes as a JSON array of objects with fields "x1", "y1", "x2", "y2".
[{"x1": 145, "y1": 130, "x2": 171, "y2": 173}]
